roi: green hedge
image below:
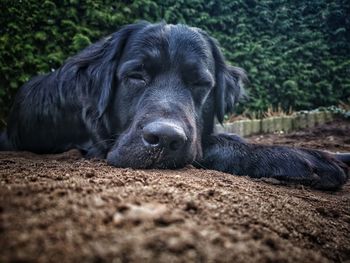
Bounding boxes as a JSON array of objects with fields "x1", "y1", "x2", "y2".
[{"x1": 1, "y1": 0, "x2": 349, "y2": 121}]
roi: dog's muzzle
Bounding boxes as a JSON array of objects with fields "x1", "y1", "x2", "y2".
[{"x1": 106, "y1": 118, "x2": 196, "y2": 169}]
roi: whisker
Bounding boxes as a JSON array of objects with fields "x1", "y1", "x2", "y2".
[{"x1": 193, "y1": 160, "x2": 208, "y2": 169}]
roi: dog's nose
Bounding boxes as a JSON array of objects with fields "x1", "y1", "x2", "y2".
[{"x1": 142, "y1": 122, "x2": 187, "y2": 151}]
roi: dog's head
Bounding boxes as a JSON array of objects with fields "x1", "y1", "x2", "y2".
[{"x1": 71, "y1": 22, "x2": 247, "y2": 168}]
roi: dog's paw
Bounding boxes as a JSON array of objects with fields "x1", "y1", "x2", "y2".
[
  {"x1": 291, "y1": 149, "x2": 349, "y2": 190},
  {"x1": 245, "y1": 147, "x2": 349, "y2": 190}
]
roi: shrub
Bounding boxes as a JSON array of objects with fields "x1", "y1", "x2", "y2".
[{"x1": 1, "y1": 0, "x2": 349, "y2": 122}]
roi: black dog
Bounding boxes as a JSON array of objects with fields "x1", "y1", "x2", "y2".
[{"x1": 1, "y1": 22, "x2": 349, "y2": 189}]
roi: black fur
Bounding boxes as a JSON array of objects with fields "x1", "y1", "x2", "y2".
[{"x1": 1, "y1": 22, "x2": 348, "y2": 190}]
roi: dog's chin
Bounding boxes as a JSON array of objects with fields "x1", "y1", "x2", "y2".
[
  {"x1": 106, "y1": 142, "x2": 196, "y2": 169},
  {"x1": 106, "y1": 147, "x2": 193, "y2": 169}
]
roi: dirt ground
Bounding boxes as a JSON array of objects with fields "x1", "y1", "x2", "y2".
[{"x1": 1, "y1": 119, "x2": 349, "y2": 263}]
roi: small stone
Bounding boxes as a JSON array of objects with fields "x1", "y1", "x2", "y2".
[
  {"x1": 112, "y1": 203, "x2": 168, "y2": 226},
  {"x1": 93, "y1": 196, "x2": 105, "y2": 207}
]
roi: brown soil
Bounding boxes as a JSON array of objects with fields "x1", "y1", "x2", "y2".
[{"x1": 1, "y1": 119, "x2": 349, "y2": 263}]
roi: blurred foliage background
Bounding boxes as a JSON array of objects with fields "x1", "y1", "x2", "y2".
[{"x1": 0, "y1": 0, "x2": 349, "y2": 121}]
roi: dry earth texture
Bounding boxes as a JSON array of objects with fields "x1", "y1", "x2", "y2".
[{"x1": 1, "y1": 119, "x2": 349, "y2": 263}]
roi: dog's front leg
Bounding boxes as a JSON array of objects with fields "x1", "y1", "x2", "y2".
[
  {"x1": 81, "y1": 110, "x2": 112, "y2": 159},
  {"x1": 199, "y1": 134, "x2": 349, "y2": 190}
]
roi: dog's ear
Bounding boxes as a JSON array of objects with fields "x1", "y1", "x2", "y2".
[
  {"x1": 206, "y1": 36, "x2": 248, "y2": 124},
  {"x1": 63, "y1": 22, "x2": 149, "y2": 117}
]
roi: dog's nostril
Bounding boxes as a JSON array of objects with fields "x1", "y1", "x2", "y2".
[{"x1": 143, "y1": 132, "x2": 160, "y2": 146}]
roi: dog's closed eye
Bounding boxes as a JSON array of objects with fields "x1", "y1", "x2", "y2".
[
  {"x1": 126, "y1": 72, "x2": 147, "y2": 85},
  {"x1": 186, "y1": 71, "x2": 214, "y2": 89}
]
